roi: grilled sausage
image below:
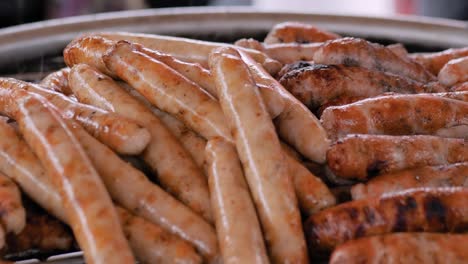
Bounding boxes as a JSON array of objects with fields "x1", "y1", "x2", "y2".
[
  {"x1": 386, "y1": 43, "x2": 409, "y2": 59},
  {"x1": 351, "y1": 162, "x2": 468, "y2": 200},
  {"x1": 453, "y1": 82, "x2": 468, "y2": 92},
  {"x1": 64, "y1": 35, "x2": 116, "y2": 77},
  {"x1": 264, "y1": 22, "x2": 340, "y2": 44},
  {"x1": 0, "y1": 78, "x2": 151, "y2": 155},
  {"x1": 66, "y1": 120, "x2": 219, "y2": 261},
  {"x1": 0, "y1": 173, "x2": 25, "y2": 235},
  {"x1": 69, "y1": 64, "x2": 213, "y2": 222},
  {"x1": 313, "y1": 37, "x2": 435, "y2": 82},
  {"x1": 39, "y1": 68, "x2": 72, "y2": 95},
  {"x1": 0, "y1": 118, "x2": 203, "y2": 264},
  {"x1": 304, "y1": 187, "x2": 468, "y2": 252},
  {"x1": 320, "y1": 94, "x2": 468, "y2": 140},
  {"x1": 283, "y1": 151, "x2": 336, "y2": 215},
  {"x1": 238, "y1": 49, "x2": 330, "y2": 163},
  {"x1": 330, "y1": 233, "x2": 468, "y2": 264},
  {"x1": 97, "y1": 32, "x2": 282, "y2": 75},
  {"x1": 103, "y1": 41, "x2": 232, "y2": 142},
  {"x1": 429, "y1": 91, "x2": 468, "y2": 102},
  {"x1": 210, "y1": 47, "x2": 308, "y2": 263},
  {"x1": 279, "y1": 64, "x2": 446, "y2": 110},
  {"x1": 205, "y1": 138, "x2": 269, "y2": 264},
  {"x1": 327, "y1": 134, "x2": 467, "y2": 180},
  {"x1": 411, "y1": 47, "x2": 468, "y2": 75},
  {"x1": 0, "y1": 88, "x2": 134, "y2": 264},
  {"x1": 277, "y1": 61, "x2": 315, "y2": 79},
  {"x1": 117, "y1": 207, "x2": 202, "y2": 264},
  {"x1": 438, "y1": 56, "x2": 468, "y2": 87}
]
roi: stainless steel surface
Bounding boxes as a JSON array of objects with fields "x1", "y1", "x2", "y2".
[
  {"x1": 1, "y1": 7, "x2": 467, "y2": 263},
  {"x1": 0, "y1": 6, "x2": 467, "y2": 70}
]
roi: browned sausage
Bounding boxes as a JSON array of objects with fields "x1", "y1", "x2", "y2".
[
  {"x1": 438, "y1": 56, "x2": 468, "y2": 86},
  {"x1": 453, "y1": 82, "x2": 468, "y2": 91},
  {"x1": 66, "y1": 120, "x2": 219, "y2": 261},
  {"x1": 386, "y1": 43, "x2": 409, "y2": 59},
  {"x1": 327, "y1": 134, "x2": 467, "y2": 180},
  {"x1": 429, "y1": 91, "x2": 468, "y2": 102},
  {"x1": 0, "y1": 173, "x2": 25, "y2": 235},
  {"x1": 411, "y1": 47, "x2": 468, "y2": 75},
  {"x1": 321, "y1": 94, "x2": 468, "y2": 140},
  {"x1": 0, "y1": 118, "x2": 203, "y2": 264},
  {"x1": 280, "y1": 64, "x2": 446, "y2": 110},
  {"x1": 205, "y1": 138, "x2": 269, "y2": 264},
  {"x1": 314, "y1": 37, "x2": 435, "y2": 82},
  {"x1": 68, "y1": 64, "x2": 213, "y2": 223},
  {"x1": 351, "y1": 162, "x2": 468, "y2": 200},
  {"x1": 330, "y1": 233, "x2": 468, "y2": 264},
  {"x1": 210, "y1": 47, "x2": 308, "y2": 263},
  {"x1": 39, "y1": 68, "x2": 72, "y2": 95},
  {"x1": 304, "y1": 187, "x2": 468, "y2": 252},
  {"x1": 96, "y1": 32, "x2": 282, "y2": 75},
  {"x1": 117, "y1": 207, "x2": 202, "y2": 264},
  {"x1": 0, "y1": 78, "x2": 151, "y2": 155},
  {"x1": 0, "y1": 88, "x2": 134, "y2": 263},
  {"x1": 264, "y1": 22, "x2": 340, "y2": 44},
  {"x1": 238, "y1": 49, "x2": 330, "y2": 163},
  {"x1": 103, "y1": 41, "x2": 232, "y2": 142}
]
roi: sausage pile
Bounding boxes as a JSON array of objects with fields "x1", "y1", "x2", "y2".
[{"x1": 0, "y1": 21, "x2": 466, "y2": 263}]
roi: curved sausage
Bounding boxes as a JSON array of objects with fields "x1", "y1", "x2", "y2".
[
  {"x1": 0, "y1": 173, "x2": 25, "y2": 235},
  {"x1": 210, "y1": 47, "x2": 308, "y2": 263},
  {"x1": 238, "y1": 49, "x2": 329, "y2": 163},
  {"x1": 264, "y1": 22, "x2": 340, "y2": 44},
  {"x1": 320, "y1": 94, "x2": 468, "y2": 140},
  {"x1": 39, "y1": 68, "x2": 72, "y2": 95},
  {"x1": 305, "y1": 187, "x2": 468, "y2": 252},
  {"x1": 96, "y1": 31, "x2": 282, "y2": 75},
  {"x1": 0, "y1": 117, "x2": 204, "y2": 264},
  {"x1": 314, "y1": 37, "x2": 435, "y2": 82},
  {"x1": 0, "y1": 88, "x2": 134, "y2": 263},
  {"x1": 386, "y1": 43, "x2": 409, "y2": 59},
  {"x1": 0, "y1": 78, "x2": 150, "y2": 155},
  {"x1": 69, "y1": 64, "x2": 213, "y2": 222},
  {"x1": 103, "y1": 41, "x2": 232, "y2": 142},
  {"x1": 351, "y1": 162, "x2": 468, "y2": 200},
  {"x1": 117, "y1": 207, "x2": 202, "y2": 264},
  {"x1": 438, "y1": 56, "x2": 468, "y2": 87},
  {"x1": 327, "y1": 134, "x2": 467, "y2": 180},
  {"x1": 280, "y1": 64, "x2": 446, "y2": 110},
  {"x1": 66, "y1": 120, "x2": 219, "y2": 261},
  {"x1": 283, "y1": 151, "x2": 336, "y2": 216},
  {"x1": 410, "y1": 47, "x2": 468, "y2": 75},
  {"x1": 330, "y1": 233, "x2": 468, "y2": 264},
  {"x1": 205, "y1": 138, "x2": 269, "y2": 264}
]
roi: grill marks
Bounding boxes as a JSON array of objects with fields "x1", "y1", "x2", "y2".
[{"x1": 304, "y1": 188, "x2": 467, "y2": 252}]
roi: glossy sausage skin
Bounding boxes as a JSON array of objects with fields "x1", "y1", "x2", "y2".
[
  {"x1": 66, "y1": 120, "x2": 219, "y2": 262},
  {"x1": 351, "y1": 162, "x2": 468, "y2": 200},
  {"x1": 313, "y1": 37, "x2": 435, "y2": 82},
  {"x1": 330, "y1": 233, "x2": 468, "y2": 264},
  {"x1": 97, "y1": 31, "x2": 282, "y2": 75},
  {"x1": 39, "y1": 68, "x2": 72, "y2": 95},
  {"x1": 210, "y1": 47, "x2": 308, "y2": 263},
  {"x1": 69, "y1": 64, "x2": 213, "y2": 223},
  {"x1": 0, "y1": 117, "x2": 204, "y2": 264},
  {"x1": 411, "y1": 47, "x2": 468, "y2": 75},
  {"x1": 117, "y1": 207, "x2": 202, "y2": 264},
  {"x1": 205, "y1": 138, "x2": 269, "y2": 264},
  {"x1": 327, "y1": 134, "x2": 467, "y2": 180},
  {"x1": 438, "y1": 56, "x2": 468, "y2": 87},
  {"x1": 0, "y1": 173, "x2": 25, "y2": 235},
  {"x1": 321, "y1": 94, "x2": 468, "y2": 140},
  {"x1": 264, "y1": 22, "x2": 340, "y2": 44},
  {"x1": 104, "y1": 41, "x2": 232, "y2": 142},
  {"x1": 0, "y1": 88, "x2": 134, "y2": 264},
  {"x1": 305, "y1": 187, "x2": 468, "y2": 252},
  {"x1": 238, "y1": 50, "x2": 330, "y2": 163},
  {"x1": 0, "y1": 78, "x2": 150, "y2": 155},
  {"x1": 280, "y1": 64, "x2": 446, "y2": 110}
]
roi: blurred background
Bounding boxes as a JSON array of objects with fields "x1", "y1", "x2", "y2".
[{"x1": 0, "y1": 0, "x2": 467, "y2": 28}]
